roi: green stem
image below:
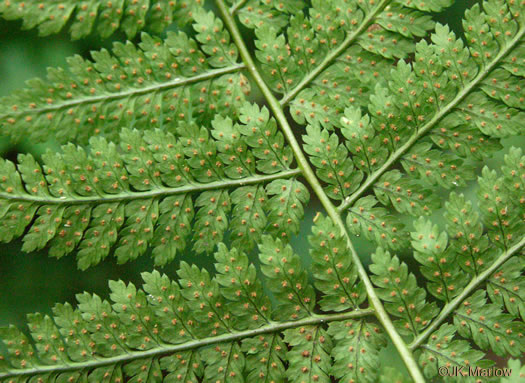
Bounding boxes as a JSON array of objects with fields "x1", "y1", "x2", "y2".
[
  {"x1": 279, "y1": 0, "x2": 390, "y2": 107},
  {"x1": 0, "y1": 308, "x2": 374, "y2": 380},
  {"x1": 409, "y1": 236, "x2": 525, "y2": 350},
  {"x1": 230, "y1": 0, "x2": 247, "y2": 14},
  {"x1": 0, "y1": 169, "x2": 301, "y2": 205},
  {"x1": 338, "y1": 26, "x2": 525, "y2": 214},
  {"x1": 215, "y1": 1, "x2": 426, "y2": 382},
  {"x1": 1, "y1": 64, "x2": 245, "y2": 118}
]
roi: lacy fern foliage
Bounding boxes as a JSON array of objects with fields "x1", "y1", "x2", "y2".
[
  {"x1": 0, "y1": 105, "x2": 306, "y2": 269},
  {"x1": 0, "y1": 223, "x2": 375, "y2": 383},
  {"x1": 0, "y1": 195, "x2": 523, "y2": 382},
  {"x1": 0, "y1": 0, "x2": 524, "y2": 382},
  {"x1": 0, "y1": 0, "x2": 202, "y2": 39},
  {"x1": 0, "y1": 9, "x2": 248, "y2": 144}
]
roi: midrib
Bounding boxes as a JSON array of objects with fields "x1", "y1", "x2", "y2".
[
  {"x1": 0, "y1": 308, "x2": 374, "y2": 380},
  {"x1": 0, "y1": 169, "x2": 301, "y2": 205},
  {"x1": 1, "y1": 64, "x2": 244, "y2": 118},
  {"x1": 279, "y1": 0, "x2": 391, "y2": 106}
]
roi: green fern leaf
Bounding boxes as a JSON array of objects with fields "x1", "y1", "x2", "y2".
[
  {"x1": 0, "y1": 122, "x2": 306, "y2": 269},
  {"x1": 0, "y1": 238, "x2": 377, "y2": 383},
  {"x1": 370, "y1": 247, "x2": 439, "y2": 337},
  {"x1": 331, "y1": 0, "x2": 525, "y2": 249},
  {"x1": 0, "y1": 0, "x2": 202, "y2": 39},
  {"x1": 285, "y1": 325, "x2": 332, "y2": 383},
  {"x1": 0, "y1": 15, "x2": 248, "y2": 144},
  {"x1": 444, "y1": 192, "x2": 494, "y2": 276},
  {"x1": 329, "y1": 319, "x2": 386, "y2": 383},
  {"x1": 303, "y1": 123, "x2": 363, "y2": 201},
  {"x1": 270, "y1": 0, "x2": 447, "y2": 125},
  {"x1": 501, "y1": 359, "x2": 525, "y2": 383},
  {"x1": 454, "y1": 290, "x2": 525, "y2": 357},
  {"x1": 214, "y1": 243, "x2": 271, "y2": 327},
  {"x1": 411, "y1": 217, "x2": 467, "y2": 302},
  {"x1": 0, "y1": 0, "x2": 524, "y2": 382},
  {"x1": 310, "y1": 215, "x2": 365, "y2": 311},
  {"x1": 242, "y1": 333, "x2": 287, "y2": 383},
  {"x1": 418, "y1": 324, "x2": 488, "y2": 383},
  {"x1": 486, "y1": 256, "x2": 525, "y2": 321},
  {"x1": 347, "y1": 195, "x2": 408, "y2": 251},
  {"x1": 378, "y1": 366, "x2": 412, "y2": 383},
  {"x1": 259, "y1": 236, "x2": 316, "y2": 321}
]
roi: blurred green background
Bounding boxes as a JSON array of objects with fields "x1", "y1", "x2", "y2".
[{"x1": 0, "y1": 0, "x2": 522, "y2": 378}]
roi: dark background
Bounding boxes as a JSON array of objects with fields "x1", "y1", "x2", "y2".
[{"x1": 0, "y1": 0, "x2": 522, "y2": 378}]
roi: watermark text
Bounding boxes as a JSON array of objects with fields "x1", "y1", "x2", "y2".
[{"x1": 439, "y1": 366, "x2": 512, "y2": 378}]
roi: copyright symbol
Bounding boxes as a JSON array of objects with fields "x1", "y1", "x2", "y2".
[{"x1": 438, "y1": 366, "x2": 449, "y2": 376}]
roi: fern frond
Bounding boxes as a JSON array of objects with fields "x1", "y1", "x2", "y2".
[
  {"x1": 370, "y1": 247, "x2": 439, "y2": 337},
  {"x1": 303, "y1": 123, "x2": 363, "y2": 201},
  {"x1": 0, "y1": 112, "x2": 307, "y2": 269},
  {"x1": 454, "y1": 290, "x2": 524, "y2": 358},
  {"x1": 309, "y1": 215, "x2": 365, "y2": 311},
  {"x1": 443, "y1": 192, "x2": 493, "y2": 276},
  {"x1": 399, "y1": 158, "x2": 524, "y2": 371},
  {"x1": 227, "y1": 0, "x2": 304, "y2": 29},
  {"x1": 318, "y1": 0, "x2": 525, "y2": 249},
  {"x1": 486, "y1": 256, "x2": 525, "y2": 322},
  {"x1": 329, "y1": 319, "x2": 386, "y2": 383},
  {"x1": 0, "y1": 0, "x2": 202, "y2": 39},
  {"x1": 418, "y1": 323, "x2": 486, "y2": 383},
  {"x1": 284, "y1": 325, "x2": 333, "y2": 383},
  {"x1": 245, "y1": 0, "x2": 451, "y2": 128},
  {"x1": 362, "y1": 151, "x2": 525, "y2": 379},
  {"x1": 501, "y1": 359, "x2": 525, "y2": 382},
  {"x1": 0, "y1": 0, "x2": 524, "y2": 381},
  {"x1": 0, "y1": 237, "x2": 377, "y2": 383},
  {"x1": 411, "y1": 217, "x2": 468, "y2": 303},
  {"x1": 0, "y1": 11, "x2": 249, "y2": 144},
  {"x1": 478, "y1": 147, "x2": 525, "y2": 250},
  {"x1": 347, "y1": 195, "x2": 408, "y2": 250}
]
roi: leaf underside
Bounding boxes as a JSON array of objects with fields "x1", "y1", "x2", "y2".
[
  {"x1": 0, "y1": 0, "x2": 203, "y2": 39},
  {"x1": 0, "y1": 0, "x2": 524, "y2": 382}
]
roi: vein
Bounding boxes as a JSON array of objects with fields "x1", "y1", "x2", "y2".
[
  {"x1": 0, "y1": 169, "x2": 301, "y2": 205},
  {"x1": 410, "y1": 236, "x2": 525, "y2": 350},
  {"x1": 1, "y1": 65, "x2": 245, "y2": 119},
  {"x1": 279, "y1": 0, "x2": 390, "y2": 106},
  {"x1": 0, "y1": 309, "x2": 374, "y2": 380},
  {"x1": 338, "y1": 26, "x2": 525, "y2": 213}
]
